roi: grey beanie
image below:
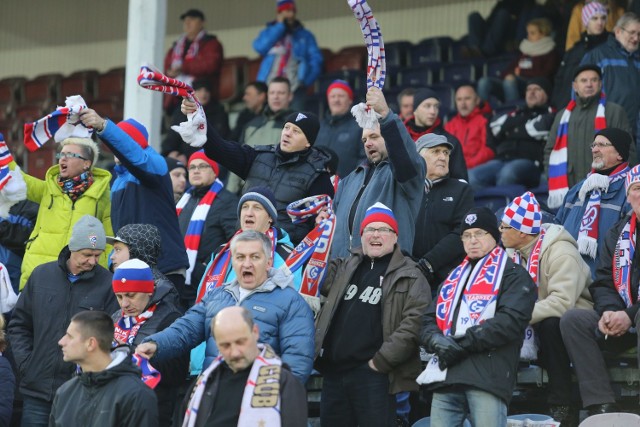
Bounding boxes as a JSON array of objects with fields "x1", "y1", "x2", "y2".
[
  {"x1": 68, "y1": 215, "x2": 106, "y2": 251},
  {"x1": 238, "y1": 187, "x2": 278, "y2": 225}
]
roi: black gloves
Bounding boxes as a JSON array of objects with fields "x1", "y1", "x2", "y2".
[
  {"x1": 428, "y1": 334, "x2": 468, "y2": 370},
  {"x1": 417, "y1": 258, "x2": 435, "y2": 284}
]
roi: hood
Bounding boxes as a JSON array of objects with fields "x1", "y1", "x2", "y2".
[
  {"x1": 78, "y1": 347, "x2": 139, "y2": 388},
  {"x1": 149, "y1": 278, "x2": 181, "y2": 307},
  {"x1": 225, "y1": 266, "x2": 294, "y2": 298},
  {"x1": 115, "y1": 224, "x2": 161, "y2": 265}
]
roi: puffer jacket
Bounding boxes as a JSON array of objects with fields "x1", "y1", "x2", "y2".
[
  {"x1": 17, "y1": 164, "x2": 112, "y2": 289},
  {"x1": 315, "y1": 246, "x2": 431, "y2": 394},
  {"x1": 505, "y1": 223, "x2": 592, "y2": 324},
  {"x1": 144, "y1": 268, "x2": 315, "y2": 383}
]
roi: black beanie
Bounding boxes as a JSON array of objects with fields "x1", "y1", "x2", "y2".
[
  {"x1": 595, "y1": 127, "x2": 632, "y2": 161},
  {"x1": 413, "y1": 88, "x2": 439, "y2": 110},
  {"x1": 460, "y1": 207, "x2": 500, "y2": 244},
  {"x1": 165, "y1": 157, "x2": 186, "y2": 172},
  {"x1": 527, "y1": 77, "x2": 552, "y2": 98},
  {"x1": 285, "y1": 112, "x2": 320, "y2": 145}
]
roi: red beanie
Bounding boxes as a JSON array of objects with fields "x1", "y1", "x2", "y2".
[
  {"x1": 188, "y1": 150, "x2": 220, "y2": 176},
  {"x1": 326, "y1": 79, "x2": 354, "y2": 101},
  {"x1": 117, "y1": 119, "x2": 149, "y2": 149}
]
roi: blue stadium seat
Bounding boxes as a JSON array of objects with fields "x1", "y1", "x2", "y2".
[
  {"x1": 482, "y1": 55, "x2": 517, "y2": 79},
  {"x1": 398, "y1": 66, "x2": 438, "y2": 88},
  {"x1": 441, "y1": 62, "x2": 477, "y2": 85},
  {"x1": 384, "y1": 41, "x2": 413, "y2": 68},
  {"x1": 411, "y1": 37, "x2": 453, "y2": 66},
  {"x1": 430, "y1": 83, "x2": 455, "y2": 115},
  {"x1": 474, "y1": 184, "x2": 527, "y2": 212}
]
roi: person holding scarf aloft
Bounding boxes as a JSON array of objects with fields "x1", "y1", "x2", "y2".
[
  {"x1": 110, "y1": 259, "x2": 186, "y2": 427},
  {"x1": 560, "y1": 163, "x2": 640, "y2": 417},
  {"x1": 419, "y1": 207, "x2": 536, "y2": 427}
]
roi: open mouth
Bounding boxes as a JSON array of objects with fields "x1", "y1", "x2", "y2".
[{"x1": 241, "y1": 271, "x2": 254, "y2": 280}]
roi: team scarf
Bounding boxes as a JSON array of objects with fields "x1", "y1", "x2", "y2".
[
  {"x1": 284, "y1": 195, "x2": 336, "y2": 300},
  {"x1": 348, "y1": 0, "x2": 386, "y2": 129},
  {"x1": 436, "y1": 246, "x2": 507, "y2": 336},
  {"x1": 613, "y1": 212, "x2": 640, "y2": 307},
  {"x1": 0, "y1": 134, "x2": 12, "y2": 191},
  {"x1": 182, "y1": 343, "x2": 282, "y2": 427},
  {"x1": 137, "y1": 64, "x2": 207, "y2": 148},
  {"x1": 170, "y1": 30, "x2": 207, "y2": 71},
  {"x1": 176, "y1": 179, "x2": 223, "y2": 285},
  {"x1": 548, "y1": 93, "x2": 606, "y2": 209},
  {"x1": 23, "y1": 95, "x2": 92, "y2": 152},
  {"x1": 57, "y1": 171, "x2": 94, "y2": 202},
  {"x1": 197, "y1": 227, "x2": 278, "y2": 303},
  {"x1": 577, "y1": 163, "x2": 629, "y2": 258}
]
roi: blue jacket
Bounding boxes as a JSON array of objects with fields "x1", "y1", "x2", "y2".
[
  {"x1": 253, "y1": 20, "x2": 323, "y2": 88},
  {"x1": 331, "y1": 112, "x2": 426, "y2": 258},
  {"x1": 145, "y1": 268, "x2": 315, "y2": 383},
  {"x1": 555, "y1": 170, "x2": 631, "y2": 277},
  {"x1": 98, "y1": 121, "x2": 188, "y2": 274}
]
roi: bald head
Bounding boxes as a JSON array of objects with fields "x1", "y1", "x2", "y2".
[{"x1": 211, "y1": 307, "x2": 260, "y2": 372}]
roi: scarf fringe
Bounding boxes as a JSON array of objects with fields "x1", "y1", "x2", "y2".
[
  {"x1": 351, "y1": 103, "x2": 381, "y2": 130},
  {"x1": 547, "y1": 190, "x2": 567, "y2": 210},
  {"x1": 300, "y1": 294, "x2": 321, "y2": 317},
  {"x1": 577, "y1": 235, "x2": 598, "y2": 258},
  {"x1": 579, "y1": 173, "x2": 610, "y2": 201}
]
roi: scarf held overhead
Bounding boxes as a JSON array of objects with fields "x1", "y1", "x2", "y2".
[{"x1": 0, "y1": 134, "x2": 12, "y2": 191}]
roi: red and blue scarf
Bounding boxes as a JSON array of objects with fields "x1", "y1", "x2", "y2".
[
  {"x1": 169, "y1": 30, "x2": 207, "y2": 72},
  {"x1": 613, "y1": 212, "x2": 639, "y2": 307},
  {"x1": 23, "y1": 96, "x2": 90, "y2": 152},
  {"x1": 0, "y1": 134, "x2": 12, "y2": 191}
]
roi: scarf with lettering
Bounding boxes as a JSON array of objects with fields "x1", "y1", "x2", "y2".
[
  {"x1": 613, "y1": 212, "x2": 639, "y2": 307},
  {"x1": 182, "y1": 344, "x2": 282, "y2": 427},
  {"x1": 577, "y1": 163, "x2": 629, "y2": 259},
  {"x1": 176, "y1": 179, "x2": 223, "y2": 285},
  {"x1": 548, "y1": 93, "x2": 606, "y2": 209},
  {"x1": 57, "y1": 171, "x2": 94, "y2": 202},
  {"x1": 0, "y1": 134, "x2": 13, "y2": 191},
  {"x1": 170, "y1": 30, "x2": 207, "y2": 70},
  {"x1": 436, "y1": 246, "x2": 507, "y2": 336}
]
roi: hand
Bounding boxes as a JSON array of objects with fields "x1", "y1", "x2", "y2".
[
  {"x1": 365, "y1": 87, "x2": 389, "y2": 119},
  {"x1": 428, "y1": 334, "x2": 467, "y2": 370},
  {"x1": 417, "y1": 258, "x2": 435, "y2": 284},
  {"x1": 79, "y1": 109, "x2": 106, "y2": 132},
  {"x1": 368, "y1": 359, "x2": 379, "y2": 372},
  {"x1": 181, "y1": 98, "x2": 198, "y2": 116},
  {"x1": 600, "y1": 310, "x2": 632, "y2": 337},
  {"x1": 315, "y1": 207, "x2": 329, "y2": 225},
  {"x1": 135, "y1": 342, "x2": 158, "y2": 359}
]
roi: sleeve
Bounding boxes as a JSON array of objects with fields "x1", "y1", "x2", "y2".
[
  {"x1": 279, "y1": 368, "x2": 309, "y2": 425},
  {"x1": 6, "y1": 279, "x2": 35, "y2": 375},
  {"x1": 320, "y1": 258, "x2": 344, "y2": 297},
  {"x1": 181, "y1": 37, "x2": 223, "y2": 77},
  {"x1": 525, "y1": 112, "x2": 555, "y2": 141},
  {"x1": 300, "y1": 31, "x2": 323, "y2": 87},
  {"x1": 0, "y1": 200, "x2": 37, "y2": 253},
  {"x1": 379, "y1": 112, "x2": 426, "y2": 188},
  {"x1": 465, "y1": 119, "x2": 495, "y2": 169},
  {"x1": 144, "y1": 312, "x2": 189, "y2": 387},
  {"x1": 543, "y1": 112, "x2": 562, "y2": 177},
  {"x1": 11, "y1": 162, "x2": 46, "y2": 204},
  {"x1": 447, "y1": 135, "x2": 469, "y2": 182},
  {"x1": 203, "y1": 122, "x2": 258, "y2": 179},
  {"x1": 253, "y1": 23, "x2": 286, "y2": 56},
  {"x1": 307, "y1": 172, "x2": 334, "y2": 198},
  {"x1": 420, "y1": 290, "x2": 445, "y2": 348},
  {"x1": 278, "y1": 294, "x2": 315, "y2": 383},
  {"x1": 121, "y1": 385, "x2": 159, "y2": 427}
]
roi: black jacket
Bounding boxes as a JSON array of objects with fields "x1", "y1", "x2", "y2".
[
  {"x1": 315, "y1": 112, "x2": 366, "y2": 177},
  {"x1": 7, "y1": 247, "x2": 118, "y2": 402},
  {"x1": 49, "y1": 351, "x2": 158, "y2": 427},
  {"x1": 0, "y1": 199, "x2": 39, "y2": 257}
]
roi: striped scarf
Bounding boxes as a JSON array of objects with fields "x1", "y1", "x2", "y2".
[
  {"x1": 170, "y1": 30, "x2": 207, "y2": 71},
  {"x1": 613, "y1": 212, "x2": 639, "y2": 307},
  {"x1": 182, "y1": 344, "x2": 282, "y2": 427},
  {"x1": 0, "y1": 134, "x2": 12, "y2": 191},
  {"x1": 436, "y1": 246, "x2": 507, "y2": 336},
  {"x1": 176, "y1": 179, "x2": 223, "y2": 285},
  {"x1": 548, "y1": 93, "x2": 606, "y2": 209},
  {"x1": 348, "y1": 0, "x2": 386, "y2": 129},
  {"x1": 113, "y1": 305, "x2": 157, "y2": 346}
]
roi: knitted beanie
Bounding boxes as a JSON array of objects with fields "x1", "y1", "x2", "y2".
[
  {"x1": 527, "y1": 77, "x2": 552, "y2": 97},
  {"x1": 188, "y1": 150, "x2": 220, "y2": 176},
  {"x1": 413, "y1": 88, "x2": 439, "y2": 110},
  {"x1": 112, "y1": 259, "x2": 155, "y2": 294},
  {"x1": 238, "y1": 187, "x2": 278, "y2": 225},
  {"x1": 165, "y1": 157, "x2": 186, "y2": 173},
  {"x1": 595, "y1": 128, "x2": 632, "y2": 162},
  {"x1": 625, "y1": 164, "x2": 640, "y2": 194},
  {"x1": 117, "y1": 119, "x2": 149, "y2": 149},
  {"x1": 582, "y1": 1, "x2": 608, "y2": 27},
  {"x1": 461, "y1": 207, "x2": 500, "y2": 243},
  {"x1": 326, "y1": 79, "x2": 354, "y2": 100},
  {"x1": 277, "y1": 0, "x2": 295, "y2": 12},
  {"x1": 69, "y1": 215, "x2": 106, "y2": 251},
  {"x1": 502, "y1": 192, "x2": 542, "y2": 235},
  {"x1": 284, "y1": 112, "x2": 320, "y2": 146},
  {"x1": 360, "y1": 202, "x2": 399, "y2": 236}
]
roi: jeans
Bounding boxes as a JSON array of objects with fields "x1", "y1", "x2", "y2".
[
  {"x1": 21, "y1": 396, "x2": 52, "y2": 427},
  {"x1": 431, "y1": 388, "x2": 507, "y2": 427},
  {"x1": 467, "y1": 9, "x2": 513, "y2": 57},
  {"x1": 320, "y1": 363, "x2": 396, "y2": 427},
  {"x1": 468, "y1": 159, "x2": 541, "y2": 190}
]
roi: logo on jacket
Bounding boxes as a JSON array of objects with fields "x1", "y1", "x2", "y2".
[{"x1": 443, "y1": 197, "x2": 453, "y2": 202}]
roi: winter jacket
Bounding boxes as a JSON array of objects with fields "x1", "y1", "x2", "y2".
[
  {"x1": 0, "y1": 355, "x2": 14, "y2": 427},
  {"x1": 590, "y1": 213, "x2": 640, "y2": 322},
  {"x1": 49, "y1": 350, "x2": 158, "y2": 427},
  {"x1": 544, "y1": 96, "x2": 631, "y2": 188},
  {"x1": 16, "y1": 164, "x2": 112, "y2": 290},
  {"x1": 253, "y1": 20, "x2": 323, "y2": 89},
  {"x1": 490, "y1": 104, "x2": 555, "y2": 165},
  {"x1": 412, "y1": 177, "x2": 474, "y2": 286},
  {"x1": 565, "y1": 2, "x2": 625, "y2": 50},
  {"x1": 98, "y1": 121, "x2": 188, "y2": 275},
  {"x1": 315, "y1": 111, "x2": 367, "y2": 177},
  {"x1": 315, "y1": 246, "x2": 431, "y2": 394},
  {"x1": 501, "y1": 40, "x2": 560, "y2": 81},
  {"x1": 404, "y1": 117, "x2": 468, "y2": 181},
  {"x1": 505, "y1": 223, "x2": 592, "y2": 325},
  {"x1": 445, "y1": 106, "x2": 495, "y2": 169},
  {"x1": 7, "y1": 247, "x2": 118, "y2": 402},
  {"x1": 177, "y1": 186, "x2": 239, "y2": 285},
  {"x1": 421, "y1": 255, "x2": 536, "y2": 404},
  {"x1": 0, "y1": 199, "x2": 38, "y2": 257},
  {"x1": 555, "y1": 170, "x2": 631, "y2": 276},
  {"x1": 332, "y1": 113, "x2": 426, "y2": 258},
  {"x1": 581, "y1": 34, "x2": 640, "y2": 133},
  {"x1": 144, "y1": 268, "x2": 315, "y2": 383}
]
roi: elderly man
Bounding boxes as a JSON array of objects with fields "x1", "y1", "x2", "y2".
[
  {"x1": 555, "y1": 127, "x2": 633, "y2": 276},
  {"x1": 50, "y1": 311, "x2": 158, "y2": 427},
  {"x1": 315, "y1": 79, "x2": 366, "y2": 177},
  {"x1": 135, "y1": 230, "x2": 314, "y2": 383},
  {"x1": 412, "y1": 134, "x2": 474, "y2": 289},
  {"x1": 8, "y1": 215, "x2": 118, "y2": 426},
  {"x1": 420, "y1": 207, "x2": 536, "y2": 427},
  {"x1": 560, "y1": 164, "x2": 640, "y2": 417},
  {"x1": 501, "y1": 192, "x2": 592, "y2": 426},
  {"x1": 315, "y1": 203, "x2": 430, "y2": 426}
]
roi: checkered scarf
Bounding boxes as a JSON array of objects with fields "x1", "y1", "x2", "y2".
[
  {"x1": 0, "y1": 134, "x2": 12, "y2": 191},
  {"x1": 548, "y1": 93, "x2": 606, "y2": 209},
  {"x1": 613, "y1": 212, "x2": 639, "y2": 307}
]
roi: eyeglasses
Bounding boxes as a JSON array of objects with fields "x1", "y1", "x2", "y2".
[
  {"x1": 362, "y1": 227, "x2": 396, "y2": 236},
  {"x1": 461, "y1": 231, "x2": 489, "y2": 242},
  {"x1": 590, "y1": 141, "x2": 613, "y2": 149},
  {"x1": 56, "y1": 152, "x2": 88, "y2": 161},
  {"x1": 620, "y1": 27, "x2": 640, "y2": 38},
  {"x1": 499, "y1": 224, "x2": 514, "y2": 232},
  {"x1": 188, "y1": 164, "x2": 212, "y2": 172}
]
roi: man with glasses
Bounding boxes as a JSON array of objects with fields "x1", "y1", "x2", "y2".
[
  {"x1": 555, "y1": 127, "x2": 633, "y2": 276},
  {"x1": 419, "y1": 206, "x2": 536, "y2": 427},
  {"x1": 581, "y1": 12, "x2": 640, "y2": 142},
  {"x1": 314, "y1": 202, "x2": 430, "y2": 427},
  {"x1": 501, "y1": 192, "x2": 592, "y2": 426}
]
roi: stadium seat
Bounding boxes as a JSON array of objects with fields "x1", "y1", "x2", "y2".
[
  {"x1": 90, "y1": 99, "x2": 123, "y2": 123},
  {"x1": 384, "y1": 41, "x2": 413, "y2": 68},
  {"x1": 483, "y1": 55, "x2": 517, "y2": 80},
  {"x1": 246, "y1": 58, "x2": 262, "y2": 83},
  {"x1": 412, "y1": 37, "x2": 454, "y2": 65},
  {"x1": 60, "y1": 69, "x2": 99, "y2": 101},
  {"x1": 441, "y1": 62, "x2": 477, "y2": 85},
  {"x1": 429, "y1": 83, "x2": 455, "y2": 115},
  {"x1": 22, "y1": 74, "x2": 62, "y2": 110},
  {"x1": 95, "y1": 67, "x2": 125, "y2": 102},
  {"x1": 474, "y1": 184, "x2": 527, "y2": 212},
  {"x1": 325, "y1": 47, "x2": 366, "y2": 73},
  {"x1": 14, "y1": 103, "x2": 44, "y2": 123},
  {"x1": 218, "y1": 59, "x2": 244, "y2": 104},
  {"x1": 412, "y1": 417, "x2": 471, "y2": 427},
  {"x1": 579, "y1": 412, "x2": 640, "y2": 426},
  {"x1": 397, "y1": 66, "x2": 438, "y2": 88}
]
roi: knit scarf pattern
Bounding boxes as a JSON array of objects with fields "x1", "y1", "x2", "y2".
[
  {"x1": 548, "y1": 93, "x2": 606, "y2": 209},
  {"x1": 577, "y1": 163, "x2": 629, "y2": 258},
  {"x1": 0, "y1": 134, "x2": 12, "y2": 191},
  {"x1": 436, "y1": 246, "x2": 507, "y2": 336},
  {"x1": 177, "y1": 179, "x2": 223, "y2": 285},
  {"x1": 182, "y1": 344, "x2": 282, "y2": 427},
  {"x1": 57, "y1": 171, "x2": 94, "y2": 202},
  {"x1": 170, "y1": 29, "x2": 207, "y2": 70},
  {"x1": 613, "y1": 212, "x2": 639, "y2": 307},
  {"x1": 519, "y1": 36, "x2": 556, "y2": 56}
]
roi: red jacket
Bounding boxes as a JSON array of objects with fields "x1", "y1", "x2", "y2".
[{"x1": 445, "y1": 106, "x2": 494, "y2": 169}]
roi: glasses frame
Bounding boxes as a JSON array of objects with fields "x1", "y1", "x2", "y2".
[
  {"x1": 56, "y1": 152, "x2": 88, "y2": 161},
  {"x1": 362, "y1": 226, "x2": 396, "y2": 236},
  {"x1": 188, "y1": 164, "x2": 212, "y2": 172},
  {"x1": 590, "y1": 142, "x2": 613, "y2": 149},
  {"x1": 499, "y1": 224, "x2": 514, "y2": 232},
  {"x1": 461, "y1": 231, "x2": 490, "y2": 242}
]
